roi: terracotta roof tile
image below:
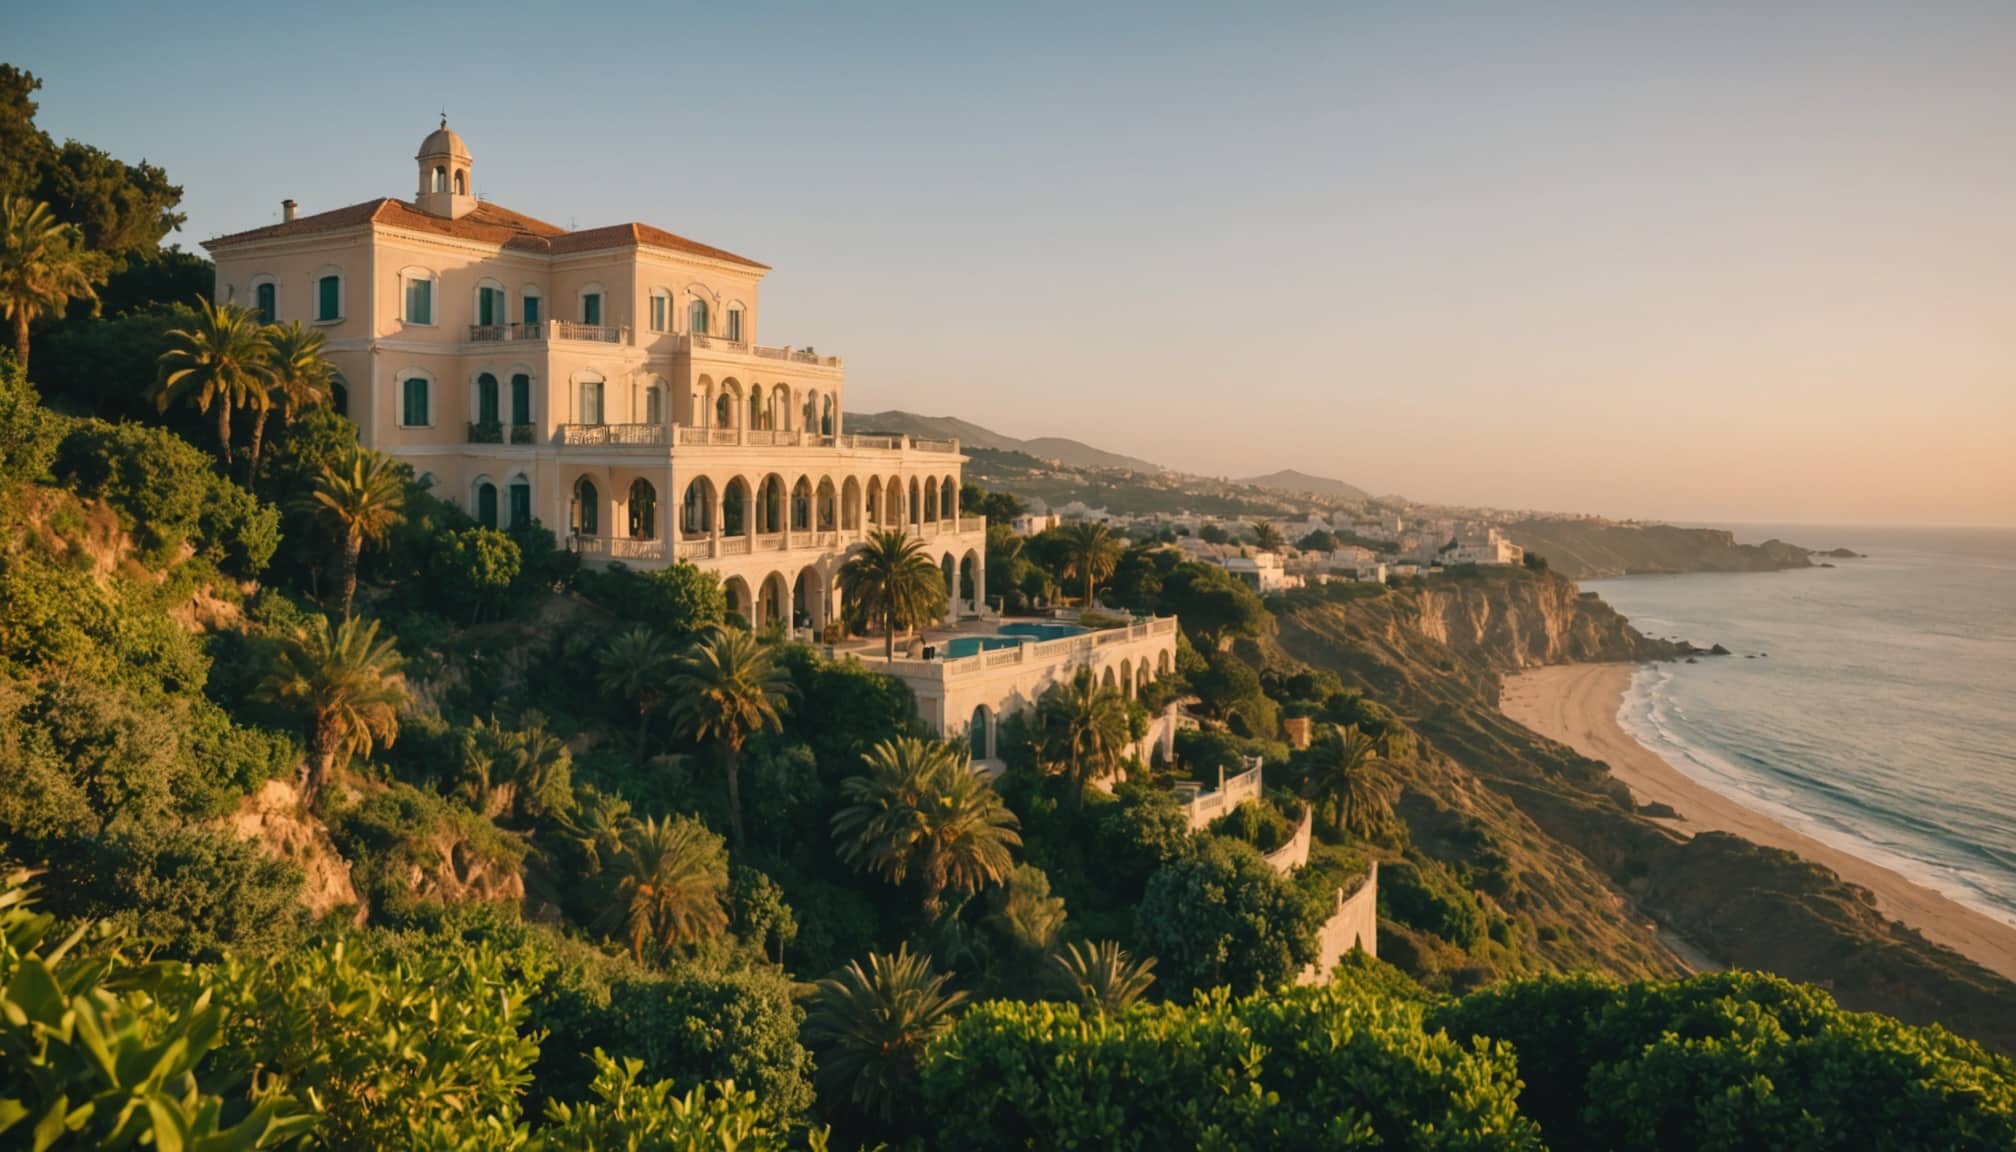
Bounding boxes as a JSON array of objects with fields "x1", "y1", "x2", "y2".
[{"x1": 207, "y1": 197, "x2": 766, "y2": 268}]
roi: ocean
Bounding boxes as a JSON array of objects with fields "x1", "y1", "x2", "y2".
[{"x1": 1584, "y1": 526, "x2": 2016, "y2": 930}]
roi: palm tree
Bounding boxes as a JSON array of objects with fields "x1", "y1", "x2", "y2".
[
  {"x1": 1050, "y1": 939, "x2": 1157, "y2": 1014},
  {"x1": 1251, "y1": 521, "x2": 1285, "y2": 551},
  {"x1": 250, "y1": 320, "x2": 334, "y2": 475},
  {"x1": 256, "y1": 614, "x2": 408, "y2": 805},
  {"x1": 602, "y1": 815, "x2": 730, "y2": 963},
  {"x1": 664, "y1": 626, "x2": 792, "y2": 849},
  {"x1": 152, "y1": 296, "x2": 272, "y2": 468},
  {"x1": 1058, "y1": 521, "x2": 1121, "y2": 607},
  {"x1": 597, "y1": 625, "x2": 675, "y2": 759},
  {"x1": 459, "y1": 712, "x2": 573, "y2": 823},
  {"x1": 1303, "y1": 723, "x2": 1391, "y2": 838},
  {"x1": 310, "y1": 445, "x2": 406, "y2": 615},
  {"x1": 0, "y1": 196, "x2": 99, "y2": 374},
  {"x1": 804, "y1": 946, "x2": 967, "y2": 1124},
  {"x1": 832, "y1": 736, "x2": 1021, "y2": 921},
  {"x1": 838, "y1": 528, "x2": 945, "y2": 659},
  {"x1": 1033, "y1": 667, "x2": 1132, "y2": 805}
]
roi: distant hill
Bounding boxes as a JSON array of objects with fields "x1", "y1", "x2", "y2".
[
  {"x1": 1505, "y1": 520, "x2": 1815, "y2": 580},
  {"x1": 1240, "y1": 469, "x2": 1371, "y2": 504},
  {"x1": 850, "y1": 410, "x2": 1163, "y2": 473}
]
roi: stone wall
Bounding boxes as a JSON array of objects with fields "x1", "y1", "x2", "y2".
[{"x1": 1301, "y1": 861, "x2": 1379, "y2": 983}]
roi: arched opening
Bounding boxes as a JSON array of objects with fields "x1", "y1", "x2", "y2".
[
  {"x1": 757, "y1": 475, "x2": 785, "y2": 535},
  {"x1": 689, "y1": 298, "x2": 710, "y2": 335},
  {"x1": 1121, "y1": 659, "x2": 1134, "y2": 700},
  {"x1": 453, "y1": 169, "x2": 467, "y2": 195},
  {"x1": 790, "y1": 476, "x2": 813, "y2": 531},
  {"x1": 802, "y1": 390, "x2": 819, "y2": 434},
  {"x1": 715, "y1": 391, "x2": 734, "y2": 428},
  {"x1": 924, "y1": 479, "x2": 939, "y2": 523},
  {"x1": 628, "y1": 478, "x2": 658, "y2": 540},
  {"x1": 723, "y1": 477, "x2": 751, "y2": 536},
  {"x1": 680, "y1": 477, "x2": 716, "y2": 538},
  {"x1": 645, "y1": 383, "x2": 664, "y2": 425},
  {"x1": 331, "y1": 377, "x2": 349, "y2": 417},
  {"x1": 509, "y1": 373, "x2": 531, "y2": 427},
  {"x1": 943, "y1": 477, "x2": 958, "y2": 522},
  {"x1": 909, "y1": 478, "x2": 922, "y2": 525},
  {"x1": 431, "y1": 165, "x2": 447, "y2": 193},
  {"x1": 960, "y1": 549, "x2": 980, "y2": 603},
  {"x1": 508, "y1": 475, "x2": 532, "y2": 528},
  {"x1": 886, "y1": 475, "x2": 905, "y2": 526},
  {"x1": 758, "y1": 572, "x2": 788, "y2": 629},
  {"x1": 572, "y1": 477, "x2": 599, "y2": 536},
  {"x1": 723, "y1": 576, "x2": 751, "y2": 624},
  {"x1": 792, "y1": 565, "x2": 824, "y2": 630},
  {"x1": 474, "y1": 478, "x2": 499, "y2": 529},
  {"x1": 475, "y1": 373, "x2": 500, "y2": 427},
  {"x1": 970, "y1": 705, "x2": 992, "y2": 762},
  {"x1": 748, "y1": 389, "x2": 766, "y2": 431},
  {"x1": 1158, "y1": 650, "x2": 1172, "y2": 679},
  {"x1": 941, "y1": 554, "x2": 957, "y2": 613},
  {"x1": 842, "y1": 477, "x2": 862, "y2": 530},
  {"x1": 816, "y1": 478, "x2": 838, "y2": 531},
  {"x1": 1101, "y1": 666, "x2": 1118, "y2": 692},
  {"x1": 773, "y1": 385, "x2": 791, "y2": 431},
  {"x1": 821, "y1": 394, "x2": 835, "y2": 436}
]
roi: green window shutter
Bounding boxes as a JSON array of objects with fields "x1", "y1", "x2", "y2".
[
  {"x1": 509, "y1": 483, "x2": 531, "y2": 527},
  {"x1": 479, "y1": 288, "x2": 496, "y2": 326},
  {"x1": 523, "y1": 295, "x2": 540, "y2": 325},
  {"x1": 478, "y1": 484, "x2": 498, "y2": 529},
  {"x1": 511, "y1": 374, "x2": 531, "y2": 425},
  {"x1": 477, "y1": 374, "x2": 499, "y2": 424},
  {"x1": 407, "y1": 279, "x2": 432, "y2": 324},
  {"x1": 255, "y1": 283, "x2": 276, "y2": 324},
  {"x1": 318, "y1": 276, "x2": 339, "y2": 320},
  {"x1": 583, "y1": 293, "x2": 601, "y2": 326}
]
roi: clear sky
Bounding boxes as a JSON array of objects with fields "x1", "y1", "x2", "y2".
[{"x1": 12, "y1": 1, "x2": 2014, "y2": 525}]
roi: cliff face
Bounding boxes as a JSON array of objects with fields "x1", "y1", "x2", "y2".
[
  {"x1": 1505, "y1": 520, "x2": 1816, "y2": 580},
  {"x1": 1393, "y1": 569, "x2": 1675, "y2": 670}
]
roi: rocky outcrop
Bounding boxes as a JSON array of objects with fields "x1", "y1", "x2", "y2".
[
  {"x1": 1388, "y1": 569, "x2": 1677, "y2": 670},
  {"x1": 1504, "y1": 520, "x2": 1818, "y2": 580},
  {"x1": 227, "y1": 780, "x2": 363, "y2": 922}
]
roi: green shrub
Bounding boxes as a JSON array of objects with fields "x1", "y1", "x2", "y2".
[
  {"x1": 920, "y1": 983, "x2": 1539, "y2": 1150},
  {"x1": 1135, "y1": 836, "x2": 1323, "y2": 996}
]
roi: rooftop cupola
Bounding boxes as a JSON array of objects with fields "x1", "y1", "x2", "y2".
[{"x1": 415, "y1": 115, "x2": 475, "y2": 219}]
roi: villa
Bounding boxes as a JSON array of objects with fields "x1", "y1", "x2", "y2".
[{"x1": 203, "y1": 121, "x2": 987, "y2": 631}]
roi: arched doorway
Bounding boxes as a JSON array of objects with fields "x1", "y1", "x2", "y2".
[
  {"x1": 475, "y1": 479, "x2": 499, "y2": 529},
  {"x1": 842, "y1": 477, "x2": 862, "y2": 530},
  {"x1": 628, "y1": 479, "x2": 658, "y2": 540},
  {"x1": 572, "y1": 477, "x2": 599, "y2": 536},
  {"x1": 792, "y1": 565, "x2": 825, "y2": 631},
  {"x1": 475, "y1": 373, "x2": 499, "y2": 427},
  {"x1": 681, "y1": 477, "x2": 715, "y2": 538},
  {"x1": 757, "y1": 475, "x2": 785, "y2": 535},
  {"x1": 723, "y1": 477, "x2": 750, "y2": 536},
  {"x1": 723, "y1": 576, "x2": 751, "y2": 624},
  {"x1": 816, "y1": 478, "x2": 838, "y2": 531},
  {"x1": 942, "y1": 477, "x2": 958, "y2": 521},
  {"x1": 758, "y1": 572, "x2": 789, "y2": 629},
  {"x1": 941, "y1": 554, "x2": 957, "y2": 616},
  {"x1": 970, "y1": 705, "x2": 992, "y2": 762},
  {"x1": 791, "y1": 476, "x2": 813, "y2": 531}
]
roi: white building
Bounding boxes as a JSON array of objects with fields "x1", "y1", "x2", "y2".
[
  {"x1": 1442, "y1": 528, "x2": 1525, "y2": 566},
  {"x1": 1220, "y1": 552, "x2": 1300, "y2": 594}
]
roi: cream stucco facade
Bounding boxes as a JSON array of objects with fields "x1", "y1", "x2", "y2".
[{"x1": 205, "y1": 122, "x2": 984, "y2": 628}]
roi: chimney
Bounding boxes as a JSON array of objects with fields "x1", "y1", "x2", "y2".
[{"x1": 282, "y1": 199, "x2": 298, "y2": 223}]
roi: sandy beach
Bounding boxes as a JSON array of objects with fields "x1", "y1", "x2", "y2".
[{"x1": 1501, "y1": 663, "x2": 2016, "y2": 984}]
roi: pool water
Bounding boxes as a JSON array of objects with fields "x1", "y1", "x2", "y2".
[{"x1": 940, "y1": 622, "x2": 1091, "y2": 659}]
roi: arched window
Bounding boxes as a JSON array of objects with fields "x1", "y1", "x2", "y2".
[
  {"x1": 723, "y1": 478, "x2": 750, "y2": 536},
  {"x1": 943, "y1": 477, "x2": 957, "y2": 521},
  {"x1": 252, "y1": 278, "x2": 277, "y2": 324},
  {"x1": 510, "y1": 373, "x2": 532, "y2": 426},
  {"x1": 749, "y1": 390, "x2": 765, "y2": 430},
  {"x1": 689, "y1": 298, "x2": 709, "y2": 335},
  {"x1": 572, "y1": 477, "x2": 599, "y2": 536},
  {"x1": 431, "y1": 166, "x2": 447, "y2": 193},
  {"x1": 725, "y1": 306, "x2": 743, "y2": 342},
  {"x1": 330, "y1": 376, "x2": 349, "y2": 418},
  {"x1": 970, "y1": 706, "x2": 991, "y2": 762},
  {"x1": 715, "y1": 392, "x2": 734, "y2": 428},
  {"x1": 822, "y1": 394, "x2": 835, "y2": 436},
  {"x1": 475, "y1": 279, "x2": 506, "y2": 328},
  {"x1": 924, "y1": 480, "x2": 939, "y2": 523},
  {"x1": 400, "y1": 376, "x2": 431, "y2": 427},
  {"x1": 475, "y1": 479, "x2": 499, "y2": 529},
  {"x1": 629, "y1": 479, "x2": 658, "y2": 540},
  {"x1": 791, "y1": 477, "x2": 813, "y2": 531},
  {"x1": 802, "y1": 390, "x2": 819, "y2": 433},
  {"x1": 453, "y1": 169, "x2": 467, "y2": 195},
  {"x1": 508, "y1": 476, "x2": 531, "y2": 528},
  {"x1": 475, "y1": 373, "x2": 500, "y2": 427},
  {"x1": 681, "y1": 478, "x2": 714, "y2": 536},
  {"x1": 758, "y1": 476, "x2": 785, "y2": 534}
]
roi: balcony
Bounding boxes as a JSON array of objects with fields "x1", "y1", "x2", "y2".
[
  {"x1": 468, "y1": 320, "x2": 631, "y2": 345},
  {"x1": 559, "y1": 423, "x2": 668, "y2": 447},
  {"x1": 679, "y1": 333, "x2": 842, "y2": 368},
  {"x1": 467, "y1": 421, "x2": 538, "y2": 445}
]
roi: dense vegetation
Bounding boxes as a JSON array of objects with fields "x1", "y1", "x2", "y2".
[{"x1": 3, "y1": 63, "x2": 2013, "y2": 1148}]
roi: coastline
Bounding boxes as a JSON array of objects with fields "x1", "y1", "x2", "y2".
[{"x1": 1501, "y1": 663, "x2": 2016, "y2": 985}]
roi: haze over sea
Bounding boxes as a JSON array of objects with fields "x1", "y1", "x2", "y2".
[{"x1": 1586, "y1": 526, "x2": 2016, "y2": 930}]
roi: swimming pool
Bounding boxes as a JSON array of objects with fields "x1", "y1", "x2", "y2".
[
  {"x1": 996, "y1": 622, "x2": 1090, "y2": 643},
  {"x1": 940, "y1": 622, "x2": 1091, "y2": 659}
]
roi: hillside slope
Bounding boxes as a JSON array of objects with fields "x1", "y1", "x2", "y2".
[
  {"x1": 1269, "y1": 570, "x2": 2016, "y2": 1052},
  {"x1": 1240, "y1": 468, "x2": 1371, "y2": 504}
]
